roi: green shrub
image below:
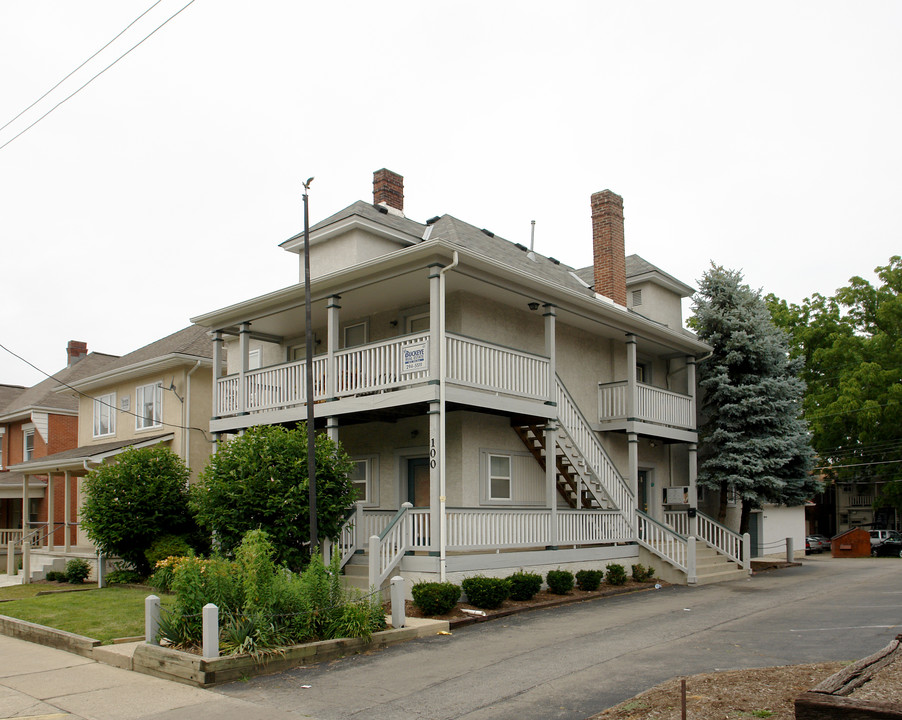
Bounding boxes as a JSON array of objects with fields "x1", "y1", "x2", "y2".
[
  {"x1": 575, "y1": 569, "x2": 603, "y2": 591},
  {"x1": 462, "y1": 576, "x2": 510, "y2": 609},
  {"x1": 105, "y1": 569, "x2": 145, "y2": 585},
  {"x1": 605, "y1": 563, "x2": 627, "y2": 586},
  {"x1": 411, "y1": 581, "x2": 461, "y2": 616},
  {"x1": 145, "y1": 535, "x2": 194, "y2": 569},
  {"x1": 507, "y1": 571, "x2": 543, "y2": 601},
  {"x1": 65, "y1": 558, "x2": 90, "y2": 584},
  {"x1": 545, "y1": 569, "x2": 574, "y2": 595},
  {"x1": 45, "y1": 570, "x2": 66, "y2": 582},
  {"x1": 631, "y1": 564, "x2": 656, "y2": 582}
]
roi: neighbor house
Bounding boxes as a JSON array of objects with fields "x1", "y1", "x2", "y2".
[
  {"x1": 0, "y1": 343, "x2": 118, "y2": 556},
  {"x1": 191, "y1": 169, "x2": 753, "y2": 589},
  {"x1": 7, "y1": 326, "x2": 220, "y2": 578}
]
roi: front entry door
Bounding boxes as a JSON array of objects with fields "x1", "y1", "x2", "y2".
[
  {"x1": 638, "y1": 470, "x2": 649, "y2": 513},
  {"x1": 407, "y1": 457, "x2": 430, "y2": 507}
]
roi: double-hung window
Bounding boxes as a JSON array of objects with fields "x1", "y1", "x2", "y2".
[
  {"x1": 136, "y1": 382, "x2": 163, "y2": 430},
  {"x1": 488, "y1": 454, "x2": 512, "y2": 501},
  {"x1": 23, "y1": 429, "x2": 35, "y2": 461},
  {"x1": 349, "y1": 456, "x2": 378, "y2": 505},
  {"x1": 93, "y1": 393, "x2": 116, "y2": 437}
]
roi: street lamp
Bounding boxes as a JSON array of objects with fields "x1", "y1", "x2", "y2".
[{"x1": 303, "y1": 177, "x2": 317, "y2": 549}]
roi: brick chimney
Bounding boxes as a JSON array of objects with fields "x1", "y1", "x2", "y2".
[
  {"x1": 373, "y1": 168, "x2": 404, "y2": 212},
  {"x1": 67, "y1": 340, "x2": 87, "y2": 366},
  {"x1": 591, "y1": 190, "x2": 627, "y2": 306}
]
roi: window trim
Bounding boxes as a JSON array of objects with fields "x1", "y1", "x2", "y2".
[
  {"x1": 487, "y1": 453, "x2": 512, "y2": 502},
  {"x1": 350, "y1": 455, "x2": 379, "y2": 506},
  {"x1": 343, "y1": 320, "x2": 369, "y2": 348},
  {"x1": 93, "y1": 392, "x2": 117, "y2": 438},
  {"x1": 135, "y1": 381, "x2": 163, "y2": 431},
  {"x1": 23, "y1": 426, "x2": 35, "y2": 462}
]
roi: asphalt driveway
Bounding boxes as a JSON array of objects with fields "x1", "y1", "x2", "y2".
[{"x1": 214, "y1": 556, "x2": 901, "y2": 720}]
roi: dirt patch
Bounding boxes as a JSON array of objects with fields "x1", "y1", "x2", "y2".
[
  {"x1": 395, "y1": 580, "x2": 661, "y2": 627},
  {"x1": 591, "y1": 663, "x2": 847, "y2": 720}
]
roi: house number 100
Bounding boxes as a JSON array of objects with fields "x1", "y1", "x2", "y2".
[{"x1": 430, "y1": 438, "x2": 437, "y2": 468}]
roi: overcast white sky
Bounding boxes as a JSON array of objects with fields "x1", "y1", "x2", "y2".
[{"x1": 1, "y1": 1, "x2": 900, "y2": 387}]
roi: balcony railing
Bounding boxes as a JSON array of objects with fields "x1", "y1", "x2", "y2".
[
  {"x1": 598, "y1": 380, "x2": 695, "y2": 430},
  {"x1": 215, "y1": 332, "x2": 550, "y2": 418}
]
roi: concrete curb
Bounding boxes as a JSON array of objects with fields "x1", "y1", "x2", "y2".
[{"x1": 0, "y1": 613, "x2": 101, "y2": 658}]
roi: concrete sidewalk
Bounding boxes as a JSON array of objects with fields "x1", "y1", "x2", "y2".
[{"x1": 0, "y1": 634, "x2": 312, "y2": 720}]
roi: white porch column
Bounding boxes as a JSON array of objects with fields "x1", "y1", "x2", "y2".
[
  {"x1": 686, "y1": 356, "x2": 697, "y2": 422},
  {"x1": 238, "y1": 322, "x2": 251, "y2": 415},
  {"x1": 688, "y1": 442, "x2": 699, "y2": 538},
  {"x1": 211, "y1": 331, "x2": 223, "y2": 418},
  {"x1": 325, "y1": 417, "x2": 339, "y2": 443},
  {"x1": 22, "y1": 473, "x2": 29, "y2": 538},
  {"x1": 544, "y1": 304, "x2": 556, "y2": 406},
  {"x1": 64, "y1": 470, "x2": 71, "y2": 553},
  {"x1": 545, "y1": 422, "x2": 558, "y2": 548},
  {"x1": 627, "y1": 433, "x2": 639, "y2": 520},
  {"x1": 428, "y1": 265, "x2": 442, "y2": 381},
  {"x1": 428, "y1": 400, "x2": 441, "y2": 557},
  {"x1": 46, "y1": 473, "x2": 54, "y2": 551},
  {"x1": 626, "y1": 334, "x2": 638, "y2": 420},
  {"x1": 327, "y1": 295, "x2": 341, "y2": 399}
]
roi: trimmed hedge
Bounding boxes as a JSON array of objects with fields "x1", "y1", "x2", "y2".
[
  {"x1": 508, "y1": 571, "x2": 543, "y2": 601},
  {"x1": 411, "y1": 581, "x2": 461, "y2": 616},
  {"x1": 546, "y1": 569, "x2": 574, "y2": 595},
  {"x1": 631, "y1": 563, "x2": 656, "y2": 582},
  {"x1": 575, "y1": 569, "x2": 603, "y2": 591},
  {"x1": 604, "y1": 563, "x2": 627, "y2": 586},
  {"x1": 462, "y1": 576, "x2": 510, "y2": 609}
]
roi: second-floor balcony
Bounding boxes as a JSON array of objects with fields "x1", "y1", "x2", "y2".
[
  {"x1": 598, "y1": 380, "x2": 696, "y2": 436},
  {"x1": 214, "y1": 332, "x2": 551, "y2": 424}
]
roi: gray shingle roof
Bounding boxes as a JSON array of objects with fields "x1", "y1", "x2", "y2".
[
  {"x1": 0, "y1": 384, "x2": 26, "y2": 414},
  {"x1": 0, "y1": 353, "x2": 120, "y2": 417},
  {"x1": 7, "y1": 433, "x2": 172, "y2": 472},
  {"x1": 281, "y1": 200, "x2": 427, "y2": 247}
]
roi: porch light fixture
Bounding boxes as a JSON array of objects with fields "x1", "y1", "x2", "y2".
[
  {"x1": 303, "y1": 176, "x2": 317, "y2": 549},
  {"x1": 528, "y1": 302, "x2": 540, "y2": 311}
]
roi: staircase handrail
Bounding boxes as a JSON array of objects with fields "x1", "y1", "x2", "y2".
[
  {"x1": 369, "y1": 502, "x2": 413, "y2": 589},
  {"x1": 636, "y1": 510, "x2": 689, "y2": 573},
  {"x1": 555, "y1": 376, "x2": 635, "y2": 517},
  {"x1": 22, "y1": 521, "x2": 67, "y2": 548},
  {"x1": 695, "y1": 510, "x2": 744, "y2": 565},
  {"x1": 335, "y1": 503, "x2": 363, "y2": 570}
]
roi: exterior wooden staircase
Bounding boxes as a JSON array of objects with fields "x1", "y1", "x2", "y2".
[{"x1": 512, "y1": 422, "x2": 613, "y2": 510}]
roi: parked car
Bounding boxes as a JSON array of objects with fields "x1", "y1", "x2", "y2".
[
  {"x1": 809, "y1": 534, "x2": 831, "y2": 552},
  {"x1": 871, "y1": 537, "x2": 902, "y2": 558},
  {"x1": 869, "y1": 530, "x2": 902, "y2": 546},
  {"x1": 805, "y1": 535, "x2": 826, "y2": 554}
]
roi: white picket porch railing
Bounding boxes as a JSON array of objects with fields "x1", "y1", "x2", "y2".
[
  {"x1": 367, "y1": 505, "x2": 431, "y2": 588},
  {"x1": 335, "y1": 334, "x2": 431, "y2": 396},
  {"x1": 557, "y1": 510, "x2": 633, "y2": 545},
  {"x1": 0, "y1": 529, "x2": 23, "y2": 547},
  {"x1": 663, "y1": 510, "x2": 689, "y2": 536},
  {"x1": 636, "y1": 510, "x2": 688, "y2": 573},
  {"x1": 445, "y1": 334, "x2": 549, "y2": 401},
  {"x1": 445, "y1": 508, "x2": 550, "y2": 550},
  {"x1": 556, "y1": 378, "x2": 635, "y2": 520},
  {"x1": 598, "y1": 380, "x2": 695, "y2": 430}
]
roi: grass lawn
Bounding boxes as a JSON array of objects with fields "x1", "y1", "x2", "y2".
[{"x1": 0, "y1": 584, "x2": 173, "y2": 644}]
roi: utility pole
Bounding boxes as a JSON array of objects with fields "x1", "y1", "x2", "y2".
[{"x1": 303, "y1": 177, "x2": 317, "y2": 549}]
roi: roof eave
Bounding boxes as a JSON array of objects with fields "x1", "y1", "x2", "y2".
[{"x1": 62, "y1": 355, "x2": 214, "y2": 394}]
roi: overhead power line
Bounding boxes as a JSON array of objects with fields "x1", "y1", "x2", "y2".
[
  {"x1": 0, "y1": 0, "x2": 197, "y2": 153},
  {"x1": 0, "y1": 0, "x2": 165, "y2": 135}
]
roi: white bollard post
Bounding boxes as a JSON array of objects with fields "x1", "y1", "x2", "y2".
[
  {"x1": 21, "y1": 542, "x2": 30, "y2": 584},
  {"x1": 786, "y1": 537, "x2": 794, "y2": 563},
  {"x1": 96, "y1": 552, "x2": 105, "y2": 588},
  {"x1": 145, "y1": 595, "x2": 161, "y2": 645},
  {"x1": 6, "y1": 541, "x2": 14, "y2": 576},
  {"x1": 742, "y1": 532, "x2": 751, "y2": 573},
  {"x1": 687, "y1": 536, "x2": 697, "y2": 585},
  {"x1": 390, "y1": 575, "x2": 406, "y2": 629},
  {"x1": 202, "y1": 603, "x2": 219, "y2": 659}
]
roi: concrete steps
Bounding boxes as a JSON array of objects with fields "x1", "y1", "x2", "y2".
[{"x1": 694, "y1": 545, "x2": 748, "y2": 585}]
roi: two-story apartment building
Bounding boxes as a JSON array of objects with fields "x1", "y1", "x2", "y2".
[
  {"x1": 1, "y1": 343, "x2": 117, "y2": 553},
  {"x1": 191, "y1": 169, "x2": 751, "y2": 588},
  {"x1": 7, "y1": 326, "x2": 219, "y2": 576}
]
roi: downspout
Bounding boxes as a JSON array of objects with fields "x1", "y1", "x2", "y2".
[
  {"x1": 184, "y1": 361, "x2": 203, "y2": 471},
  {"x1": 438, "y1": 250, "x2": 459, "y2": 582}
]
